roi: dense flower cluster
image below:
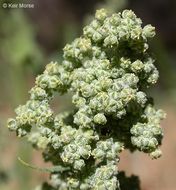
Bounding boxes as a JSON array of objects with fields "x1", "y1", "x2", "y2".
[{"x1": 8, "y1": 9, "x2": 165, "y2": 190}]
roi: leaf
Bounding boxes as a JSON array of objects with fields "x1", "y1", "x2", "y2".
[{"x1": 18, "y1": 157, "x2": 70, "y2": 173}]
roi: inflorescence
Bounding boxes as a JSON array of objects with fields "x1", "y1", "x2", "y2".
[{"x1": 8, "y1": 9, "x2": 165, "y2": 190}]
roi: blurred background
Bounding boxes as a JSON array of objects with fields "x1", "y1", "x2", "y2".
[{"x1": 0, "y1": 0, "x2": 176, "y2": 189}]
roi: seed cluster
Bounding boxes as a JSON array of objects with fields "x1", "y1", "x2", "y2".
[{"x1": 8, "y1": 9, "x2": 165, "y2": 190}]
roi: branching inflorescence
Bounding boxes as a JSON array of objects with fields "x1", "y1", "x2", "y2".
[{"x1": 8, "y1": 9, "x2": 166, "y2": 190}]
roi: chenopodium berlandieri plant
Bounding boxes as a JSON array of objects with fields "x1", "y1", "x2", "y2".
[{"x1": 8, "y1": 9, "x2": 166, "y2": 190}]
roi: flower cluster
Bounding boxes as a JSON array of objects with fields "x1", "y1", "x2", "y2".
[{"x1": 8, "y1": 9, "x2": 165, "y2": 190}]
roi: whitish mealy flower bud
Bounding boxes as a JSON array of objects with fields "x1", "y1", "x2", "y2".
[
  {"x1": 92, "y1": 139, "x2": 122, "y2": 163},
  {"x1": 16, "y1": 127, "x2": 29, "y2": 137},
  {"x1": 91, "y1": 164, "x2": 118, "y2": 189},
  {"x1": 109, "y1": 13, "x2": 121, "y2": 25},
  {"x1": 136, "y1": 91, "x2": 147, "y2": 106},
  {"x1": 51, "y1": 135, "x2": 61, "y2": 149},
  {"x1": 120, "y1": 57, "x2": 131, "y2": 69},
  {"x1": 80, "y1": 183, "x2": 89, "y2": 190},
  {"x1": 104, "y1": 35, "x2": 118, "y2": 46},
  {"x1": 72, "y1": 94, "x2": 86, "y2": 108},
  {"x1": 7, "y1": 118, "x2": 18, "y2": 131},
  {"x1": 130, "y1": 26, "x2": 142, "y2": 39},
  {"x1": 93, "y1": 113, "x2": 107, "y2": 125},
  {"x1": 44, "y1": 62, "x2": 60, "y2": 75},
  {"x1": 122, "y1": 10, "x2": 136, "y2": 20},
  {"x1": 36, "y1": 74, "x2": 49, "y2": 89},
  {"x1": 95, "y1": 8, "x2": 108, "y2": 21},
  {"x1": 48, "y1": 75, "x2": 62, "y2": 89},
  {"x1": 149, "y1": 148, "x2": 162, "y2": 159},
  {"x1": 80, "y1": 84, "x2": 95, "y2": 98},
  {"x1": 147, "y1": 70, "x2": 159, "y2": 84},
  {"x1": 92, "y1": 32, "x2": 104, "y2": 42},
  {"x1": 74, "y1": 159, "x2": 85, "y2": 170},
  {"x1": 77, "y1": 38, "x2": 92, "y2": 53},
  {"x1": 40, "y1": 127, "x2": 52, "y2": 136},
  {"x1": 120, "y1": 88, "x2": 136, "y2": 103},
  {"x1": 99, "y1": 59, "x2": 111, "y2": 70},
  {"x1": 131, "y1": 60, "x2": 144, "y2": 73},
  {"x1": 30, "y1": 87, "x2": 47, "y2": 100},
  {"x1": 37, "y1": 136, "x2": 49, "y2": 150},
  {"x1": 143, "y1": 24, "x2": 156, "y2": 38},
  {"x1": 111, "y1": 68, "x2": 125, "y2": 79},
  {"x1": 67, "y1": 178, "x2": 79, "y2": 188},
  {"x1": 91, "y1": 20, "x2": 100, "y2": 29},
  {"x1": 74, "y1": 112, "x2": 92, "y2": 128},
  {"x1": 36, "y1": 73, "x2": 62, "y2": 91},
  {"x1": 62, "y1": 60, "x2": 74, "y2": 71}
]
